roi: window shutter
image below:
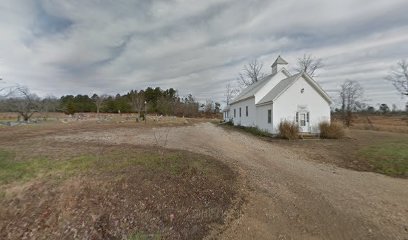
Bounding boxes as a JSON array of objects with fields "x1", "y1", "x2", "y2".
[
  {"x1": 307, "y1": 112, "x2": 310, "y2": 122},
  {"x1": 296, "y1": 112, "x2": 299, "y2": 122}
]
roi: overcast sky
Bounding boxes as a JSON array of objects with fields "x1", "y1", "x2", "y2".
[{"x1": 1, "y1": 0, "x2": 407, "y2": 108}]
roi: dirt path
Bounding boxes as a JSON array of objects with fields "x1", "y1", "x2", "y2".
[{"x1": 52, "y1": 122, "x2": 408, "y2": 240}]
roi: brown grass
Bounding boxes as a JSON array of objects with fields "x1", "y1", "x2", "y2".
[
  {"x1": 278, "y1": 120, "x2": 299, "y2": 140},
  {"x1": 0, "y1": 119, "x2": 240, "y2": 239},
  {"x1": 273, "y1": 128, "x2": 408, "y2": 178},
  {"x1": 319, "y1": 121, "x2": 345, "y2": 139},
  {"x1": 332, "y1": 113, "x2": 408, "y2": 134}
]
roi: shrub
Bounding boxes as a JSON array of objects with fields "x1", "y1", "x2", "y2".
[
  {"x1": 319, "y1": 121, "x2": 345, "y2": 139},
  {"x1": 278, "y1": 120, "x2": 299, "y2": 140}
]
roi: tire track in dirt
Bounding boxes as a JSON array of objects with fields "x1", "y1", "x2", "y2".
[{"x1": 50, "y1": 122, "x2": 408, "y2": 240}]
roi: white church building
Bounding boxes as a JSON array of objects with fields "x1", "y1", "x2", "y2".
[{"x1": 223, "y1": 56, "x2": 332, "y2": 134}]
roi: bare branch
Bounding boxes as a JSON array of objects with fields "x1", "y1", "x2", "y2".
[
  {"x1": 295, "y1": 54, "x2": 324, "y2": 77},
  {"x1": 0, "y1": 79, "x2": 14, "y2": 98},
  {"x1": 153, "y1": 127, "x2": 171, "y2": 157},
  {"x1": 92, "y1": 94, "x2": 108, "y2": 116},
  {"x1": 128, "y1": 90, "x2": 145, "y2": 116},
  {"x1": 385, "y1": 59, "x2": 408, "y2": 96},
  {"x1": 6, "y1": 86, "x2": 40, "y2": 121},
  {"x1": 339, "y1": 80, "x2": 364, "y2": 127},
  {"x1": 237, "y1": 59, "x2": 266, "y2": 88},
  {"x1": 224, "y1": 81, "x2": 239, "y2": 105}
]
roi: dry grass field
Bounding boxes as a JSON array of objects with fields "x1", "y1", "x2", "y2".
[
  {"x1": 273, "y1": 129, "x2": 408, "y2": 177},
  {"x1": 333, "y1": 113, "x2": 408, "y2": 133},
  {"x1": 0, "y1": 116, "x2": 239, "y2": 239}
]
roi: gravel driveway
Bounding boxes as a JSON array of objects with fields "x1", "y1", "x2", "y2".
[{"x1": 55, "y1": 122, "x2": 408, "y2": 239}]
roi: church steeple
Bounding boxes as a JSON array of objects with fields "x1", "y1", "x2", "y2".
[{"x1": 271, "y1": 55, "x2": 288, "y2": 74}]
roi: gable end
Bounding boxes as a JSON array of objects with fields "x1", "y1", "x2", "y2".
[{"x1": 256, "y1": 72, "x2": 332, "y2": 105}]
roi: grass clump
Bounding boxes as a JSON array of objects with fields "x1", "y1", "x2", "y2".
[
  {"x1": 319, "y1": 121, "x2": 345, "y2": 139},
  {"x1": 235, "y1": 125, "x2": 271, "y2": 137},
  {"x1": 0, "y1": 150, "x2": 97, "y2": 184},
  {"x1": 0, "y1": 150, "x2": 48, "y2": 184},
  {"x1": 0, "y1": 147, "x2": 227, "y2": 185},
  {"x1": 278, "y1": 120, "x2": 299, "y2": 140},
  {"x1": 220, "y1": 122, "x2": 271, "y2": 137},
  {"x1": 358, "y1": 142, "x2": 408, "y2": 177}
]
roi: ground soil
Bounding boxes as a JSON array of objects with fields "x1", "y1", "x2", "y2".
[
  {"x1": 0, "y1": 120, "x2": 241, "y2": 240},
  {"x1": 1, "y1": 120, "x2": 408, "y2": 239},
  {"x1": 52, "y1": 122, "x2": 407, "y2": 239},
  {"x1": 269, "y1": 129, "x2": 408, "y2": 175}
]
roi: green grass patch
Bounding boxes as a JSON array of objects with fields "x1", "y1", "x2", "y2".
[
  {"x1": 358, "y1": 141, "x2": 408, "y2": 177},
  {"x1": 98, "y1": 149, "x2": 218, "y2": 176},
  {"x1": 0, "y1": 150, "x2": 45, "y2": 184},
  {"x1": 0, "y1": 150, "x2": 97, "y2": 184},
  {"x1": 221, "y1": 123, "x2": 272, "y2": 138},
  {"x1": 0, "y1": 147, "x2": 224, "y2": 185},
  {"x1": 240, "y1": 126, "x2": 271, "y2": 137}
]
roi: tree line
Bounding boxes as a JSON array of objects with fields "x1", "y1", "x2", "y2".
[{"x1": 0, "y1": 86, "x2": 222, "y2": 121}]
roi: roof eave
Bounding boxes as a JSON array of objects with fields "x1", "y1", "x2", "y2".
[
  {"x1": 271, "y1": 73, "x2": 303, "y2": 102},
  {"x1": 230, "y1": 68, "x2": 291, "y2": 104},
  {"x1": 229, "y1": 95, "x2": 255, "y2": 105},
  {"x1": 301, "y1": 72, "x2": 333, "y2": 105},
  {"x1": 281, "y1": 68, "x2": 291, "y2": 77},
  {"x1": 256, "y1": 100, "x2": 273, "y2": 106}
]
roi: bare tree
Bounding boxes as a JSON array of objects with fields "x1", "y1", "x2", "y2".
[
  {"x1": 295, "y1": 54, "x2": 324, "y2": 77},
  {"x1": 181, "y1": 94, "x2": 199, "y2": 117},
  {"x1": 0, "y1": 78, "x2": 3, "y2": 96},
  {"x1": 91, "y1": 94, "x2": 107, "y2": 116},
  {"x1": 238, "y1": 59, "x2": 266, "y2": 87},
  {"x1": 0, "y1": 78, "x2": 14, "y2": 98},
  {"x1": 8, "y1": 86, "x2": 40, "y2": 121},
  {"x1": 128, "y1": 90, "x2": 145, "y2": 118},
  {"x1": 153, "y1": 127, "x2": 170, "y2": 158},
  {"x1": 40, "y1": 96, "x2": 59, "y2": 120},
  {"x1": 203, "y1": 99, "x2": 215, "y2": 115},
  {"x1": 339, "y1": 80, "x2": 364, "y2": 127},
  {"x1": 224, "y1": 81, "x2": 239, "y2": 105},
  {"x1": 386, "y1": 59, "x2": 408, "y2": 96}
]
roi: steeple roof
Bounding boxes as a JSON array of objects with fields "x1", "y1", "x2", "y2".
[{"x1": 271, "y1": 55, "x2": 288, "y2": 67}]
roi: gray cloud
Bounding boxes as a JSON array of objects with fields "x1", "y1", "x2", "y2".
[
  {"x1": 0, "y1": 0, "x2": 407, "y2": 108},
  {"x1": 31, "y1": 0, "x2": 73, "y2": 37}
]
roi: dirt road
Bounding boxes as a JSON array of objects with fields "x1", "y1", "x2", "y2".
[{"x1": 53, "y1": 122, "x2": 408, "y2": 239}]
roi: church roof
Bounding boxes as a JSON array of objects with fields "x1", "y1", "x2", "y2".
[{"x1": 257, "y1": 73, "x2": 302, "y2": 104}]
